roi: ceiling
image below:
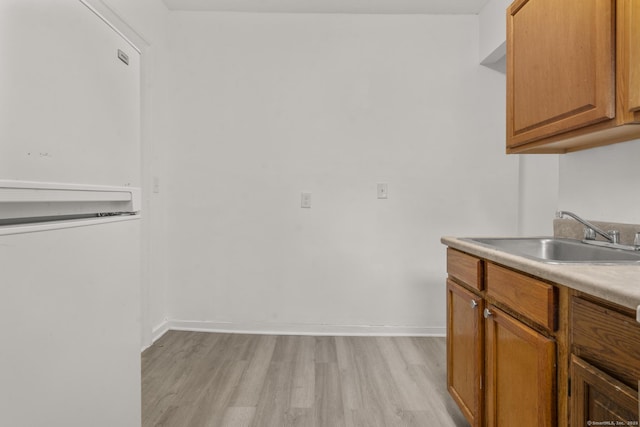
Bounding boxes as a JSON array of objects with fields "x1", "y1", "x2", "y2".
[{"x1": 161, "y1": 0, "x2": 492, "y2": 15}]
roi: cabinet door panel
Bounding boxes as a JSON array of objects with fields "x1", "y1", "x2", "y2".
[
  {"x1": 485, "y1": 305, "x2": 556, "y2": 427},
  {"x1": 625, "y1": 0, "x2": 640, "y2": 113},
  {"x1": 507, "y1": 0, "x2": 615, "y2": 147},
  {"x1": 446, "y1": 279, "x2": 483, "y2": 427},
  {"x1": 570, "y1": 355, "x2": 639, "y2": 426}
]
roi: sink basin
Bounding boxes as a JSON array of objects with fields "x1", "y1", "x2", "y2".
[{"x1": 463, "y1": 237, "x2": 640, "y2": 264}]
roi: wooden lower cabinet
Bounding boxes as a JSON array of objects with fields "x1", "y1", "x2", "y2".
[
  {"x1": 484, "y1": 305, "x2": 556, "y2": 427},
  {"x1": 446, "y1": 279, "x2": 483, "y2": 427},
  {"x1": 570, "y1": 355, "x2": 638, "y2": 426},
  {"x1": 447, "y1": 252, "x2": 559, "y2": 426},
  {"x1": 447, "y1": 248, "x2": 640, "y2": 426},
  {"x1": 570, "y1": 294, "x2": 640, "y2": 426}
]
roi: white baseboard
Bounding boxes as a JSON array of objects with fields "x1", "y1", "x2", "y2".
[
  {"x1": 151, "y1": 319, "x2": 170, "y2": 342},
  {"x1": 141, "y1": 320, "x2": 170, "y2": 353},
  {"x1": 165, "y1": 319, "x2": 445, "y2": 337},
  {"x1": 143, "y1": 319, "x2": 444, "y2": 352}
]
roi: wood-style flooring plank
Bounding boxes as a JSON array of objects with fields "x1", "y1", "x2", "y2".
[
  {"x1": 314, "y1": 362, "x2": 346, "y2": 427},
  {"x1": 375, "y1": 336, "x2": 429, "y2": 411},
  {"x1": 288, "y1": 336, "x2": 315, "y2": 409},
  {"x1": 188, "y1": 360, "x2": 247, "y2": 427},
  {"x1": 142, "y1": 333, "x2": 469, "y2": 427},
  {"x1": 219, "y1": 407, "x2": 256, "y2": 427},
  {"x1": 315, "y1": 336, "x2": 338, "y2": 363},
  {"x1": 347, "y1": 337, "x2": 408, "y2": 425},
  {"x1": 249, "y1": 361, "x2": 294, "y2": 427},
  {"x1": 228, "y1": 335, "x2": 277, "y2": 407},
  {"x1": 143, "y1": 332, "x2": 227, "y2": 427}
]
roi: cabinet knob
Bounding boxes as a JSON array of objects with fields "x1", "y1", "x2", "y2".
[
  {"x1": 483, "y1": 308, "x2": 493, "y2": 319},
  {"x1": 470, "y1": 299, "x2": 478, "y2": 309}
]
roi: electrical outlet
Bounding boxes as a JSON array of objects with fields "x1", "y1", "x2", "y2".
[
  {"x1": 301, "y1": 192, "x2": 311, "y2": 208},
  {"x1": 377, "y1": 183, "x2": 388, "y2": 199}
]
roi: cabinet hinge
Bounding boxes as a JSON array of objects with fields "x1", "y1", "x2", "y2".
[{"x1": 568, "y1": 378, "x2": 571, "y2": 397}]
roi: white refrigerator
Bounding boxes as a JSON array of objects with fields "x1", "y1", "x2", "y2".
[{"x1": 0, "y1": 1, "x2": 142, "y2": 426}]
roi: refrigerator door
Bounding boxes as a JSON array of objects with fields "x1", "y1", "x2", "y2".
[
  {"x1": 0, "y1": 219, "x2": 141, "y2": 427},
  {"x1": 0, "y1": 0, "x2": 140, "y2": 187}
]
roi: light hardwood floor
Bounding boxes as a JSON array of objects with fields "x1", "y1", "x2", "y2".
[{"x1": 142, "y1": 331, "x2": 469, "y2": 427}]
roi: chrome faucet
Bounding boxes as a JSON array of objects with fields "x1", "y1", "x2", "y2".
[
  {"x1": 556, "y1": 211, "x2": 640, "y2": 251},
  {"x1": 555, "y1": 211, "x2": 615, "y2": 242}
]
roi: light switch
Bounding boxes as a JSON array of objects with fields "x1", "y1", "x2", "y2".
[
  {"x1": 301, "y1": 192, "x2": 311, "y2": 208},
  {"x1": 377, "y1": 183, "x2": 388, "y2": 199}
]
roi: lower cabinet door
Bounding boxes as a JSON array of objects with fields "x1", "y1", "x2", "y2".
[
  {"x1": 485, "y1": 305, "x2": 556, "y2": 427},
  {"x1": 570, "y1": 355, "x2": 639, "y2": 426},
  {"x1": 446, "y1": 279, "x2": 483, "y2": 427}
]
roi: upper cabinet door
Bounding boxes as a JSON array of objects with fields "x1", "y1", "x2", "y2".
[
  {"x1": 624, "y1": 0, "x2": 640, "y2": 113},
  {"x1": 506, "y1": 0, "x2": 615, "y2": 149}
]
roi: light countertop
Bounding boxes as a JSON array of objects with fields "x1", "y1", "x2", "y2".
[{"x1": 441, "y1": 236, "x2": 640, "y2": 321}]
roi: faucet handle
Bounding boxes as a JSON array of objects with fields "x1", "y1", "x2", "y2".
[
  {"x1": 608, "y1": 230, "x2": 620, "y2": 244},
  {"x1": 583, "y1": 228, "x2": 596, "y2": 240}
]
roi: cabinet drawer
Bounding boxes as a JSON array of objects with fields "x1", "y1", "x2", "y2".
[
  {"x1": 447, "y1": 249, "x2": 482, "y2": 291},
  {"x1": 571, "y1": 296, "x2": 640, "y2": 389},
  {"x1": 486, "y1": 263, "x2": 557, "y2": 331}
]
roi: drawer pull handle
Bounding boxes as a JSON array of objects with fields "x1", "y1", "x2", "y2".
[
  {"x1": 471, "y1": 299, "x2": 478, "y2": 309},
  {"x1": 484, "y1": 308, "x2": 493, "y2": 319}
]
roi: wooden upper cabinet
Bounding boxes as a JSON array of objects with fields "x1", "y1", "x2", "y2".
[
  {"x1": 507, "y1": 0, "x2": 615, "y2": 148},
  {"x1": 506, "y1": 0, "x2": 640, "y2": 153},
  {"x1": 623, "y1": 0, "x2": 640, "y2": 112}
]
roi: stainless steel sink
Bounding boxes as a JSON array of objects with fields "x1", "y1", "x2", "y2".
[{"x1": 463, "y1": 237, "x2": 640, "y2": 264}]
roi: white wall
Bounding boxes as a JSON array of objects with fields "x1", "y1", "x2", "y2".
[
  {"x1": 517, "y1": 140, "x2": 640, "y2": 234},
  {"x1": 478, "y1": 0, "x2": 511, "y2": 64},
  {"x1": 163, "y1": 12, "x2": 519, "y2": 335},
  {"x1": 517, "y1": 155, "x2": 559, "y2": 235},
  {"x1": 68, "y1": 0, "x2": 639, "y2": 341},
  {"x1": 558, "y1": 140, "x2": 640, "y2": 223}
]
